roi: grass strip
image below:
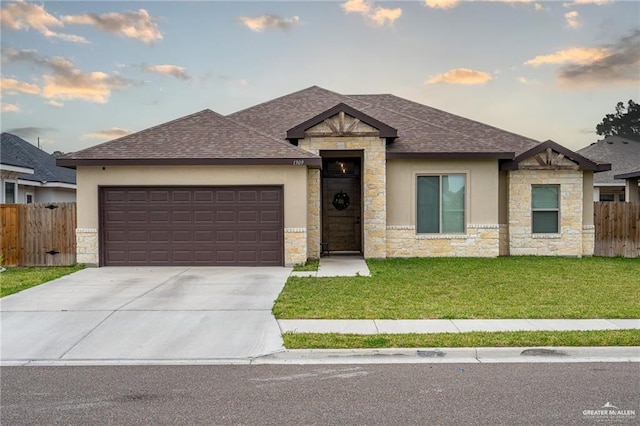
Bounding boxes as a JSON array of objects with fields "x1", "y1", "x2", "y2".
[
  {"x1": 0, "y1": 265, "x2": 85, "y2": 297},
  {"x1": 283, "y1": 330, "x2": 640, "y2": 349},
  {"x1": 292, "y1": 259, "x2": 320, "y2": 271}
]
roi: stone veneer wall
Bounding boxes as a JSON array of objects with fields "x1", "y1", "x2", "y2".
[
  {"x1": 508, "y1": 169, "x2": 584, "y2": 256},
  {"x1": 298, "y1": 135, "x2": 387, "y2": 259},
  {"x1": 386, "y1": 224, "x2": 500, "y2": 257},
  {"x1": 499, "y1": 224, "x2": 509, "y2": 256},
  {"x1": 306, "y1": 168, "x2": 321, "y2": 259},
  {"x1": 284, "y1": 228, "x2": 307, "y2": 266},
  {"x1": 76, "y1": 228, "x2": 99, "y2": 266}
]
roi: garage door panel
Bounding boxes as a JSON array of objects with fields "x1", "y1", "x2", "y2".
[
  {"x1": 127, "y1": 191, "x2": 149, "y2": 203},
  {"x1": 216, "y1": 211, "x2": 235, "y2": 223},
  {"x1": 194, "y1": 211, "x2": 213, "y2": 223},
  {"x1": 128, "y1": 230, "x2": 148, "y2": 242},
  {"x1": 216, "y1": 230, "x2": 235, "y2": 242},
  {"x1": 172, "y1": 191, "x2": 192, "y2": 203},
  {"x1": 238, "y1": 211, "x2": 258, "y2": 223},
  {"x1": 260, "y1": 190, "x2": 281, "y2": 202},
  {"x1": 238, "y1": 191, "x2": 258, "y2": 202},
  {"x1": 149, "y1": 191, "x2": 170, "y2": 202},
  {"x1": 172, "y1": 211, "x2": 192, "y2": 222},
  {"x1": 216, "y1": 191, "x2": 236, "y2": 203},
  {"x1": 238, "y1": 230, "x2": 257, "y2": 243},
  {"x1": 101, "y1": 186, "x2": 283, "y2": 266},
  {"x1": 260, "y1": 211, "x2": 280, "y2": 223},
  {"x1": 194, "y1": 231, "x2": 213, "y2": 242},
  {"x1": 150, "y1": 230, "x2": 170, "y2": 242}
]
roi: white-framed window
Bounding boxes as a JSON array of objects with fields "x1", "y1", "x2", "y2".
[
  {"x1": 532, "y1": 185, "x2": 559, "y2": 233},
  {"x1": 26, "y1": 192, "x2": 34, "y2": 204},
  {"x1": 4, "y1": 181, "x2": 16, "y2": 204},
  {"x1": 417, "y1": 174, "x2": 466, "y2": 233}
]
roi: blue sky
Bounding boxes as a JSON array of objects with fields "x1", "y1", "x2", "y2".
[{"x1": 1, "y1": 0, "x2": 638, "y2": 154}]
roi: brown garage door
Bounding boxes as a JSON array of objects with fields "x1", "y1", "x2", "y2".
[{"x1": 100, "y1": 186, "x2": 283, "y2": 266}]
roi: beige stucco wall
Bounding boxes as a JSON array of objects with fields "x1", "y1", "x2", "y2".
[
  {"x1": 386, "y1": 159, "x2": 500, "y2": 226},
  {"x1": 508, "y1": 168, "x2": 585, "y2": 256},
  {"x1": 75, "y1": 165, "x2": 309, "y2": 266},
  {"x1": 385, "y1": 159, "x2": 501, "y2": 257}
]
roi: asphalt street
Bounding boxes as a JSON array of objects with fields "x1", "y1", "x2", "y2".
[{"x1": 2, "y1": 363, "x2": 638, "y2": 425}]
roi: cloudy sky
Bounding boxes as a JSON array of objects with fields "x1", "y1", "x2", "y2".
[{"x1": 1, "y1": 0, "x2": 638, "y2": 154}]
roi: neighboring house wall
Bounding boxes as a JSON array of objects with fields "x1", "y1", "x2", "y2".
[
  {"x1": 17, "y1": 185, "x2": 76, "y2": 203},
  {"x1": 386, "y1": 159, "x2": 500, "y2": 257},
  {"x1": 76, "y1": 165, "x2": 309, "y2": 266},
  {"x1": 508, "y1": 154, "x2": 587, "y2": 256}
]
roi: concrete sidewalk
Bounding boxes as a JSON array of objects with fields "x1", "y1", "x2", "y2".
[
  {"x1": 279, "y1": 319, "x2": 640, "y2": 334},
  {"x1": 290, "y1": 255, "x2": 370, "y2": 277}
]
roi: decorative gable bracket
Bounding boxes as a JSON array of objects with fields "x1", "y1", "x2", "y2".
[
  {"x1": 286, "y1": 103, "x2": 397, "y2": 144},
  {"x1": 500, "y1": 140, "x2": 611, "y2": 172}
]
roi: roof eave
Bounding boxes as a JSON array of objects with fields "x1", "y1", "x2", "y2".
[
  {"x1": 387, "y1": 152, "x2": 515, "y2": 160},
  {"x1": 500, "y1": 140, "x2": 611, "y2": 172},
  {"x1": 614, "y1": 170, "x2": 640, "y2": 180},
  {"x1": 57, "y1": 157, "x2": 322, "y2": 169}
]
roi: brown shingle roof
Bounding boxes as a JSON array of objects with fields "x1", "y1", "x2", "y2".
[
  {"x1": 61, "y1": 109, "x2": 319, "y2": 165},
  {"x1": 349, "y1": 94, "x2": 541, "y2": 156},
  {"x1": 63, "y1": 86, "x2": 578, "y2": 167},
  {"x1": 229, "y1": 86, "x2": 542, "y2": 157}
]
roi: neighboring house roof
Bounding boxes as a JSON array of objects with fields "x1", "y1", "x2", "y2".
[
  {"x1": 1, "y1": 133, "x2": 76, "y2": 185},
  {"x1": 59, "y1": 109, "x2": 321, "y2": 167},
  {"x1": 614, "y1": 170, "x2": 640, "y2": 180},
  {"x1": 576, "y1": 135, "x2": 640, "y2": 185}
]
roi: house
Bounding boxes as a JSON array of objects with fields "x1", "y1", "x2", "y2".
[
  {"x1": 58, "y1": 86, "x2": 610, "y2": 267},
  {"x1": 1, "y1": 133, "x2": 76, "y2": 204},
  {"x1": 614, "y1": 170, "x2": 640, "y2": 202},
  {"x1": 576, "y1": 135, "x2": 640, "y2": 202}
]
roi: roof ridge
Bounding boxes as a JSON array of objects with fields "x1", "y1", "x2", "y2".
[{"x1": 228, "y1": 86, "x2": 344, "y2": 116}]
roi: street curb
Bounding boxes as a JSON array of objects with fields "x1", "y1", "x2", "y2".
[
  {"x1": 2, "y1": 347, "x2": 638, "y2": 366},
  {"x1": 252, "y1": 347, "x2": 640, "y2": 364}
]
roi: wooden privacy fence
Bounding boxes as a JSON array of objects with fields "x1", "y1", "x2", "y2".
[
  {"x1": 0, "y1": 202, "x2": 76, "y2": 266},
  {"x1": 594, "y1": 202, "x2": 639, "y2": 258}
]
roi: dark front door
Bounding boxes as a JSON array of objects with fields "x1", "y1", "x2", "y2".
[{"x1": 322, "y1": 159, "x2": 361, "y2": 252}]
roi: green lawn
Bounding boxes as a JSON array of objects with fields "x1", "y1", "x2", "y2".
[
  {"x1": 283, "y1": 330, "x2": 640, "y2": 349},
  {"x1": 273, "y1": 257, "x2": 640, "y2": 319},
  {"x1": 0, "y1": 265, "x2": 84, "y2": 297}
]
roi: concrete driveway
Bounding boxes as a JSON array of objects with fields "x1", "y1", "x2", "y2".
[{"x1": 1, "y1": 267, "x2": 291, "y2": 363}]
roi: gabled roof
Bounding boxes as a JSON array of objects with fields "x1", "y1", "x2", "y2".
[
  {"x1": 229, "y1": 86, "x2": 545, "y2": 159},
  {"x1": 501, "y1": 140, "x2": 611, "y2": 171},
  {"x1": 59, "y1": 109, "x2": 321, "y2": 167},
  {"x1": 1, "y1": 133, "x2": 76, "y2": 184},
  {"x1": 286, "y1": 103, "x2": 398, "y2": 140},
  {"x1": 576, "y1": 135, "x2": 640, "y2": 184}
]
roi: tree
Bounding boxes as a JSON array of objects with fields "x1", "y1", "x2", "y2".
[{"x1": 596, "y1": 100, "x2": 640, "y2": 138}]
